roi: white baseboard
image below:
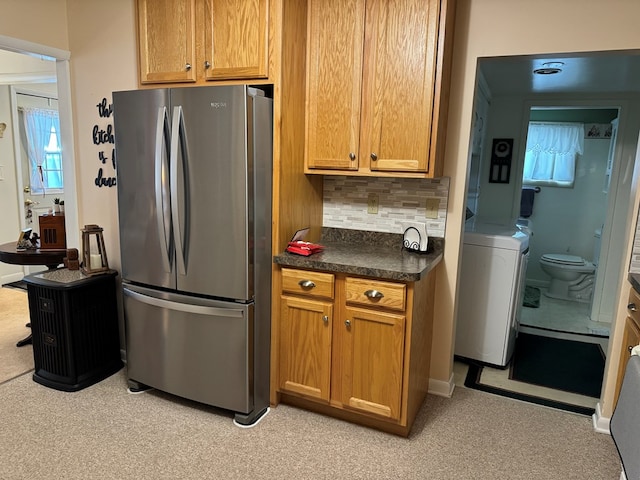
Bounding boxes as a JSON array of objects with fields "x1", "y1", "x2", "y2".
[
  {"x1": 592, "y1": 401, "x2": 611, "y2": 434},
  {"x1": 1, "y1": 271, "x2": 24, "y2": 285},
  {"x1": 428, "y1": 373, "x2": 455, "y2": 398}
]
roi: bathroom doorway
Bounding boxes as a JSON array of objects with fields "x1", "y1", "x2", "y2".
[
  {"x1": 518, "y1": 106, "x2": 620, "y2": 340},
  {"x1": 460, "y1": 50, "x2": 640, "y2": 408},
  {"x1": 468, "y1": 51, "x2": 640, "y2": 345}
]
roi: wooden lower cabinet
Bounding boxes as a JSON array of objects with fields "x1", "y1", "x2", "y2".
[
  {"x1": 339, "y1": 306, "x2": 405, "y2": 420},
  {"x1": 279, "y1": 295, "x2": 333, "y2": 401},
  {"x1": 275, "y1": 267, "x2": 435, "y2": 436},
  {"x1": 614, "y1": 287, "x2": 640, "y2": 407}
]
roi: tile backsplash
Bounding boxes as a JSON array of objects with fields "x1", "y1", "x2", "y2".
[{"x1": 323, "y1": 176, "x2": 449, "y2": 238}]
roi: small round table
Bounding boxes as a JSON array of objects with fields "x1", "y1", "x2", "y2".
[
  {"x1": 0, "y1": 242, "x2": 67, "y2": 270},
  {"x1": 0, "y1": 242, "x2": 67, "y2": 346}
]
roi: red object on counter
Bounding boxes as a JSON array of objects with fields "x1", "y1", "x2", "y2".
[{"x1": 286, "y1": 241, "x2": 324, "y2": 256}]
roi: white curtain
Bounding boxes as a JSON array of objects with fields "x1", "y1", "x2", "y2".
[
  {"x1": 523, "y1": 122, "x2": 584, "y2": 187},
  {"x1": 22, "y1": 107, "x2": 60, "y2": 193}
]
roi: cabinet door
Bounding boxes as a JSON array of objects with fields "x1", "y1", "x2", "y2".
[
  {"x1": 614, "y1": 316, "x2": 640, "y2": 407},
  {"x1": 137, "y1": 0, "x2": 197, "y2": 84},
  {"x1": 360, "y1": 0, "x2": 439, "y2": 173},
  {"x1": 305, "y1": 0, "x2": 365, "y2": 171},
  {"x1": 203, "y1": 0, "x2": 269, "y2": 80},
  {"x1": 279, "y1": 296, "x2": 333, "y2": 401},
  {"x1": 340, "y1": 306, "x2": 405, "y2": 420}
]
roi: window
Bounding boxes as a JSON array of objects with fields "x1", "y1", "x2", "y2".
[
  {"x1": 22, "y1": 107, "x2": 63, "y2": 194},
  {"x1": 522, "y1": 122, "x2": 584, "y2": 188}
]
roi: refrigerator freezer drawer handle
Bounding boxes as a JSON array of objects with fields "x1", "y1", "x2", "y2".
[
  {"x1": 170, "y1": 105, "x2": 187, "y2": 276},
  {"x1": 124, "y1": 288, "x2": 244, "y2": 318},
  {"x1": 155, "y1": 106, "x2": 171, "y2": 273}
]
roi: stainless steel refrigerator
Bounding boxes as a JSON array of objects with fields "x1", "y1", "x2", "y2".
[{"x1": 112, "y1": 85, "x2": 272, "y2": 426}]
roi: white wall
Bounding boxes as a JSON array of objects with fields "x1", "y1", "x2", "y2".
[
  {"x1": 0, "y1": 0, "x2": 68, "y2": 52},
  {"x1": 66, "y1": 0, "x2": 137, "y2": 274}
]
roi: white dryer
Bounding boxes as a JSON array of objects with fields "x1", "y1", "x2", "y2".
[{"x1": 455, "y1": 221, "x2": 530, "y2": 367}]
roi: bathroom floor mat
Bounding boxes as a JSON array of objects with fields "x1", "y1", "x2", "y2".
[
  {"x1": 463, "y1": 360, "x2": 596, "y2": 416},
  {"x1": 510, "y1": 333, "x2": 605, "y2": 398},
  {"x1": 523, "y1": 285, "x2": 540, "y2": 308}
]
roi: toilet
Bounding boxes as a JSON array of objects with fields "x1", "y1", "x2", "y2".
[{"x1": 539, "y1": 229, "x2": 601, "y2": 303}]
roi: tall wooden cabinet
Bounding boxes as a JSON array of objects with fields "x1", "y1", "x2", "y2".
[
  {"x1": 277, "y1": 267, "x2": 435, "y2": 436},
  {"x1": 304, "y1": 0, "x2": 455, "y2": 177},
  {"x1": 137, "y1": 0, "x2": 269, "y2": 84}
]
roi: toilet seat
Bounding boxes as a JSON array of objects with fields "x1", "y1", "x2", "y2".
[{"x1": 541, "y1": 253, "x2": 587, "y2": 266}]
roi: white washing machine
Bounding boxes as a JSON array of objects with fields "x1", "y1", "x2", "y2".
[{"x1": 455, "y1": 221, "x2": 530, "y2": 367}]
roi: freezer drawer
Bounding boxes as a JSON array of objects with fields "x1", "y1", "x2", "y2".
[{"x1": 123, "y1": 284, "x2": 253, "y2": 414}]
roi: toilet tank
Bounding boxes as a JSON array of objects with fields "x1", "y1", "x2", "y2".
[{"x1": 593, "y1": 229, "x2": 602, "y2": 266}]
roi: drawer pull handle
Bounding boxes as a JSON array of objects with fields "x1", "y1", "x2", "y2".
[
  {"x1": 322, "y1": 315, "x2": 329, "y2": 324},
  {"x1": 364, "y1": 289, "x2": 384, "y2": 299},
  {"x1": 298, "y1": 280, "x2": 316, "y2": 289},
  {"x1": 628, "y1": 303, "x2": 638, "y2": 312}
]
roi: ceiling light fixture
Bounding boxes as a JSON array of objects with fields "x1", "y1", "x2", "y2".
[{"x1": 533, "y1": 61, "x2": 565, "y2": 75}]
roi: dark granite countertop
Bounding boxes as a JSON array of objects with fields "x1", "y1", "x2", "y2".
[
  {"x1": 629, "y1": 273, "x2": 640, "y2": 294},
  {"x1": 273, "y1": 228, "x2": 444, "y2": 282}
]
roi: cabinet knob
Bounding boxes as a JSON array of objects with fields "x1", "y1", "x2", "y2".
[
  {"x1": 629, "y1": 345, "x2": 634, "y2": 354},
  {"x1": 185, "y1": 63, "x2": 192, "y2": 71},
  {"x1": 364, "y1": 289, "x2": 384, "y2": 299},
  {"x1": 370, "y1": 153, "x2": 378, "y2": 161},
  {"x1": 345, "y1": 319, "x2": 351, "y2": 327},
  {"x1": 298, "y1": 280, "x2": 316, "y2": 289},
  {"x1": 349, "y1": 152, "x2": 356, "y2": 161},
  {"x1": 628, "y1": 303, "x2": 637, "y2": 312},
  {"x1": 322, "y1": 315, "x2": 329, "y2": 324},
  {"x1": 204, "y1": 61, "x2": 211, "y2": 69}
]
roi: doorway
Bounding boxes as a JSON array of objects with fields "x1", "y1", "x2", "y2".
[
  {"x1": 0, "y1": 37, "x2": 77, "y2": 285},
  {"x1": 459, "y1": 49, "x2": 640, "y2": 411},
  {"x1": 517, "y1": 105, "x2": 620, "y2": 340}
]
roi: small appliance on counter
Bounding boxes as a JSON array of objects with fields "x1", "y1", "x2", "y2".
[
  {"x1": 285, "y1": 227, "x2": 324, "y2": 256},
  {"x1": 402, "y1": 221, "x2": 429, "y2": 253}
]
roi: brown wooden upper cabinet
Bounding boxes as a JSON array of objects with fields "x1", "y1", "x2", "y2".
[
  {"x1": 304, "y1": 0, "x2": 453, "y2": 177},
  {"x1": 137, "y1": 0, "x2": 269, "y2": 85}
]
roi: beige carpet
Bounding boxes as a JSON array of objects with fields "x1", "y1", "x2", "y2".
[
  {"x1": 0, "y1": 368, "x2": 623, "y2": 479},
  {"x1": 0, "y1": 287, "x2": 34, "y2": 384}
]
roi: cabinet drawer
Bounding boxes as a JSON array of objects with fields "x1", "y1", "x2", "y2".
[
  {"x1": 345, "y1": 277, "x2": 406, "y2": 312},
  {"x1": 629, "y1": 287, "x2": 640, "y2": 327},
  {"x1": 281, "y1": 268, "x2": 335, "y2": 299}
]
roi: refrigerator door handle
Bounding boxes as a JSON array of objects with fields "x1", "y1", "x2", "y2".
[
  {"x1": 155, "y1": 106, "x2": 171, "y2": 273},
  {"x1": 170, "y1": 105, "x2": 187, "y2": 276},
  {"x1": 123, "y1": 287, "x2": 245, "y2": 318}
]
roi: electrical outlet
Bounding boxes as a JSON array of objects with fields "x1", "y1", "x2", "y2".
[
  {"x1": 367, "y1": 193, "x2": 379, "y2": 214},
  {"x1": 425, "y1": 198, "x2": 439, "y2": 219}
]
